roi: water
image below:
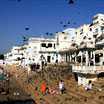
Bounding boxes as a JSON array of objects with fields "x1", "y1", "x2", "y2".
[
  {"x1": 0, "y1": 74, "x2": 5, "y2": 80},
  {"x1": 0, "y1": 100, "x2": 36, "y2": 104}
]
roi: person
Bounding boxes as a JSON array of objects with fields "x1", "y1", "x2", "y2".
[
  {"x1": 59, "y1": 80, "x2": 65, "y2": 94},
  {"x1": 85, "y1": 80, "x2": 92, "y2": 91},
  {"x1": 40, "y1": 81, "x2": 46, "y2": 95}
]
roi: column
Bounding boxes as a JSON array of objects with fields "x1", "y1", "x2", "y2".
[
  {"x1": 93, "y1": 51, "x2": 96, "y2": 70},
  {"x1": 86, "y1": 51, "x2": 89, "y2": 66},
  {"x1": 66, "y1": 53, "x2": 68, "y2": 62},
  {"x1": 93, "y1": 51, "x2": 95, "y2": 66},
  {"x1": 103, "y1": 49, "x2": 104, "y2": 65},
  {"x1": 64, "y1": 53, "x2": 65, "y2": 62},
  {"x1": 70, "y1": 54, "x2": 72, "y2": 62},
  {"x1": 81, "y1": 51, "x2": 83, "y2": 66},
  {"x1": 68, "y1": 53, "x2": 70, "y2": 62},
  {"x1": 91, "y1": 51, "x2": 93, "y2": 58},
  {"x1": 89, "y1": 51, "x2": 93, "y2": 66},
  {"x1": 75, "y1": 52, "x2": 77, "y2": 63},
  {"x1": 69, "y1": 53, "x2": 70, "y2": 62},
  {"x1": 102, "y1": 49, "x2": 104, "y2": 70}
]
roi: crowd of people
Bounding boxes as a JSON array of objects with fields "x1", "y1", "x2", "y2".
[
  {"x1": 33, "y1": 79, "x2": 93, "y2": 98},
  {"x1": 34, "y1": 79, "x2": 66, "y2": 98}
]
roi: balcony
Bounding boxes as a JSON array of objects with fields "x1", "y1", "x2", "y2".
[
  {"x1": 72, "y1": 65, "x2": 104, "y2": 74},
  {"x1": 39, "y1": 47, "x2": 56, "y2": 53}
]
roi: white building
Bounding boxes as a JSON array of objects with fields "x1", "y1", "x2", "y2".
[
  {"x1": 56, "y1": 28, "x2": 76, "y2": 62},
  {"x1": 5, "y1": 28, "x2": 75, "y2": 66},
  {"x1": 24, "y1": 30, "x2": 75, "y2": 65},
  {"x1": 5, "y1": 13, "x2": 104, "y2": 82},
  {"x1": 39, "y1": 38, "x2": 57, "y2": 64},
  {"x1": 25, "y1": 37, "x2": 58, "y2": 65},
  {"x1": 72, "y1": 13, "x2": 104, "y2": 86},
  {"x1": 5, "y1": 46, "x2": 26, "y2": 65}
]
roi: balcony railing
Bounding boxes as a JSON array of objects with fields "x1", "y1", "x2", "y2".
[
  {"x1": 72, "y1": 65, "x2": 104, "y2": 74},
  {"x1": 39, "y1": 47, "x2": 56, "y2": 53}
]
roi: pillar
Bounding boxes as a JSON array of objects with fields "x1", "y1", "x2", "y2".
[
  {"x1": 93, "y1": 51, "x2": 95, "y2": 66},
  {"x1": 86, "y1": 51, "x2": 89, "y2": 66},
  {"x1": 66, "y1": 53, "x2": 68, "y2": 62},
  {"x1": 68, "y1": 53, "x2": 70, "y2": 62},
  {"x1": 67, "y1": 53, "x2": 70, "y2": 62},
  {"x1": 81, "y1": 51, "x2": 83, "y2": 66},
  {"x1": 103, "y1": 49, "x2": 104, "y2": 65},
  {"x1": 93, "y1": 51, "x2": 96, "y2": 70},
  {"x1": 70, "y1": 54, "x2": 72, "y2": 62},
  {"x1": 91, "y1": 51, "x2": 93, "y2": 58},
  {"x1": 89, "y1": 51, "x2": 93, "y2": 66},
  {"x1": 75, "y1": 52, "x2": 77, "y2": 63}
]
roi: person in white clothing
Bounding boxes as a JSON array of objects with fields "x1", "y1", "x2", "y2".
[
  {"x1": 59, "y1": 80, "x2": 65, "y2": 94},
  {"x1": 85, "y1": 80, "x2": 92, "y2": 91}
]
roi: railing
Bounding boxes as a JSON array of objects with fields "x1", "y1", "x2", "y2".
[
  {"x1": 72, "y1": 65, "x2": 104, "y2": 74},
  {"x1": 40, "y1": 47, "x2": 56, "y2": 52}
]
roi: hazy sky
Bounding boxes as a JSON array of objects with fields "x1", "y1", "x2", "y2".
[{"x1": 0, "y1": 0, "x2": 104, "y2": 53}]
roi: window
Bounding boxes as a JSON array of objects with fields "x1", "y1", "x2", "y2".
[
  {"x1": 64, "y1": 36, "x2": 67, "y2": 39},
  {"x1": 93, "y1": 16, "x2": 98, "y2": 20},
  {"x1": 81, "y1": 29, "x2": 83, "y2": 32},
  {"x1": 41, "y1": 43, "x2": 46, "y2": 47},
  {"x1": 90, "y1": 42, "x2": 93, "y2": 44},
  {"x1": 34, "y1": 46, "x2": 37, "y2": 49},
  {"x1": 101, "y1": 26, "x2": 104, "y2": 31},
  {"x1": 95, "y1": 28, "x2": 98, "y2": 32},
  {"x1": 17, "y1": 57, "x2": 21, "y2": 61},
  {"x1": 88, "y1": 38, "x2": 91, "y2": 40},
  {"x1": 48, "y1": 43, "x2": 52, "y2": 47},
  {"x1": 101, "y1": 19, "x2": 104, "y2": 21},
  {"x1": 9, "y1": 54, "x2": 12, "y2": 56},
  {"x1": 62, "y1": 32, "x2": 65, "y2": 34},
  {"x1": 54, "y1": 44, "x2": 56, "y2": 49},
  {"x1": 83, "y1": 36, "x2": 86, "y2": 39},
  {"x1": 93, "y1": 21, "x2": 99, "y2": 25},
  {"x1": 80, "y1": 29, "x2": 83, "y2": 34},
  {"x1": 80, "y1": 41, "x2": 84, "y2": 45},
  {"x1": 90, "y1": 28, "x2": 92, "y2": 31}
]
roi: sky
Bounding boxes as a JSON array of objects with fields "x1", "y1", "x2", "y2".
[{"x1": 0, "y1": 0, "x2": 104, "y2": 53}]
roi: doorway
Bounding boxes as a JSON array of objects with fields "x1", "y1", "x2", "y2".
[{"x1": 47, "y1": 56, "x2": 51, "y2": 63}]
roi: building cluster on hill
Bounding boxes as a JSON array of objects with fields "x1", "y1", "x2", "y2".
[{"x1": 5, "y1": 13, "x2": 104, "y2": 86}]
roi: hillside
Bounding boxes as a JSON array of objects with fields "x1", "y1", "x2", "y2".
[{"x1": 4, "y1": 64, "x2": 104, "y2": 104}]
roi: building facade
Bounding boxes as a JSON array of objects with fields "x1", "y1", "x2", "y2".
[{"x1": 5, "y1": 13, "x2": 104, "y2": 82}]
